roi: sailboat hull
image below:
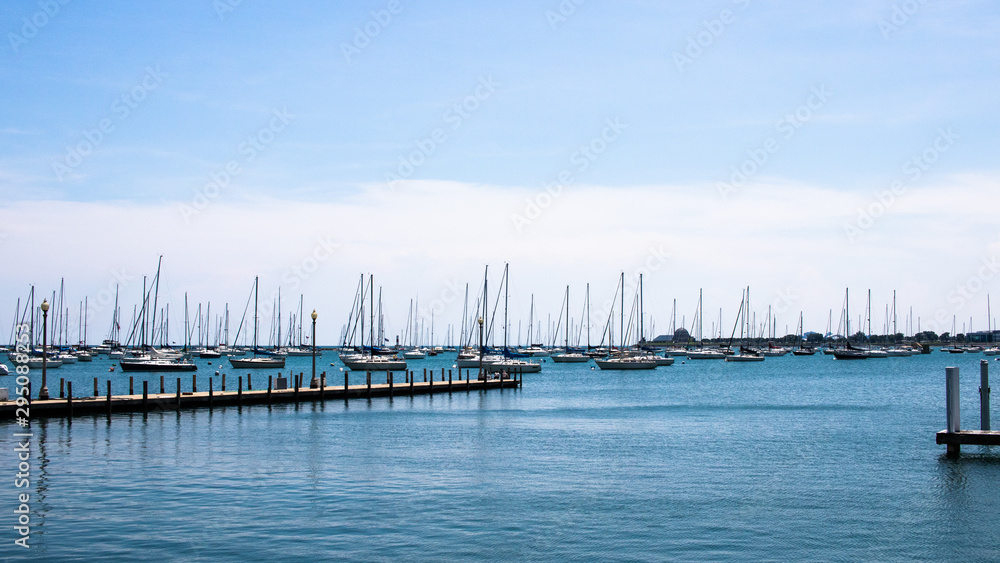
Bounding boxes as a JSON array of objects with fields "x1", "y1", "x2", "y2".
[{"x1": 229, "y1": 357, "x2": 285, "y2": 368}]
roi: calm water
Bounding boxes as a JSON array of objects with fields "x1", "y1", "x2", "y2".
[{"x1": 3, "y1": 351, "x2": 999, "y2": 562}]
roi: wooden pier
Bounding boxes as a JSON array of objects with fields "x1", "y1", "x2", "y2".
[
  {"x1": 1, "y1": 371, "x2": 521, "y2": 420},
  {"x1": 936, "y1": 361, "x2": 1000, "y2": 455}
]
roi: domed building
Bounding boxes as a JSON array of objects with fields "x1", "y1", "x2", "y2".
[{"x1": 673, "y1": 327, "x2": 691, "y2": 344}]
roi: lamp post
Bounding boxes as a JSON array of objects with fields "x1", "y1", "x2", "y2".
[
  {"x1": 310, "y1": 309, "x2": 318, "y2": 388},
  {"x1": 478, "y1": 316, "x2": 484, "y2": 380},
  {"x1": 39, "y1": 299, "x2": 50, "y2": 400}
]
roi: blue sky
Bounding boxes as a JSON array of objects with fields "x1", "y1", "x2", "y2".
[{"x1": 2, "y1": 1, "x2": 999, "y2": 344}]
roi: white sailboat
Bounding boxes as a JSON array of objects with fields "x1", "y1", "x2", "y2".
[
  {"x1": 230, "y1": 276, "x2": 286, "y2": 369},
  {"x1": 551, "y1": 285, "x2": 590, "y2": 363}
]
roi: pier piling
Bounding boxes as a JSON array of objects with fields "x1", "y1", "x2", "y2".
[
  {"x1": 268, "y1": 376, "x2": 273, "y2": 404},
  {"x1": 106, "y1": 381, "x2": 112, "y2": 416},
  {"x1": 94, "y1": 377, "x2": 98, "y2": 398},
  {"x1": 129, "y1": 376, "x2": 134, "y2": 396},
  {"x1": 142, "y1": 381, "x2": 148, "y2": 413},
  {"x1": 209, "y1": 378, "x2": 213, "y2": 407},
  {"x1": 238, "y1": 376, "x2": 243, "y2": 405},
  {"x1": 221, "y1": 374, "x2": 226, "y2": 391},
  {"x1": 248, "y1": 373, "x2": 252, "y2": 390},
  {"x1": 67, "y1": 382, "x2": 72, "y2": 418},
  {"x1": 367, "y1": 371, "x2": 372, "y2": 399},
  {"x1": 176, "y1": 377, "x2": 182, "y2": 407},
  {"x1": 982, "y1": 360, "x2": 991, "y2": 431},
  {"x1": 59, "y1": 378, "x2": 64, "y2": 399},
  {"x1": 160, "y1": 375, "x2": 165, "y2": 394}
]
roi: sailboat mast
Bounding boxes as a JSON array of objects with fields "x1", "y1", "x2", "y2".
[
  {"x1": 253, "y1": 276, "x2": 259, "y2": 352},
  {"x1": 620, "y1": 272, "x2": 625, "y2": 351},
  {"x1": 565, "y1": 285, "x2": 570, "y2": 349},
  {"x1": 369, "y1": 274, "x2": 374, "y2": 356}
]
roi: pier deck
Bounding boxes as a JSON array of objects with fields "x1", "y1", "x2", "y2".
[
  {"x1": 1, "y1": 376, "x2": 520, "y2": 420},
  {"x1": 936, "y1": 430, "x2": 1000, "y2": 449}
]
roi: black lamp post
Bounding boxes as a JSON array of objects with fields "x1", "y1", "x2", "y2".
[
  {"x1": 478, "y1": 316, "x2": 484, "y2": 380},
  {"x1": 39, "y1": 299, "x2": 50, "y2": 400},
  {"x1": 310, "y1": 309, "x2": 318, "y2": 388}
]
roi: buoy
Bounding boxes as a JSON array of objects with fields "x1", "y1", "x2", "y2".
[{"x1": 108, "y1": 366, "x2": 114, "y2": 372}]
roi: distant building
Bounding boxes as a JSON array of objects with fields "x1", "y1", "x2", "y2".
[
  {"x1": 966, "y1": 330, "x2": 1000, "y2": 343},
  {"x1": 673, "y1": 327, "x2": 691, "y2": 344}
]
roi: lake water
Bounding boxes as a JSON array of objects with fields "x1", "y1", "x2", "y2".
[{"x1": 3, "y1": 351, "x2": 999, "y2": 561}]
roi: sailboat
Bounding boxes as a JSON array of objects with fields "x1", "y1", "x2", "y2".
[
  {"x1": 487, "y1": 264, "x2": 542, "y2": 374},
  {"x1": 595, "y1": 273, "x2": 658, "y2": 370},
  {"x1": 885, "y1": 290, "x2": 914, "y2": 356},
  {"x1": 833, "y1": 288, "x2": 869, "y2": 360},
  {"x1": 686, "y1": 289, "x2": 726, "y2": 359},
  {"x1": 725, "y1": 287, "x2": 765, "y2": 362},
  {"x1": 338, "y1": 274, "x2": 406, "y2": 371},
  {"x1": 120, "y1": 258, "x2": 198, "y2": 372},
  {"x1": 791, "y1": 312, "x2": 816, "y2": 355},
  {"x1": 551, "y1": 285, "x2": 590, "y2": 363},
  {"x1": 229, "y1": 277, "x2": 286, "y2": 369}
]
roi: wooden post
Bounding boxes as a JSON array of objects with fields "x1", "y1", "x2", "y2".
[
  {"x1": 320, "y1": 371, "x2": 325, "y2": 400},
  {"x1": 192, "y1": 373, "x2": 197, "y2": 393},
  {"x1": 448, "y1": 369, "x2": 452, "y2": 393},
  {"x1": 59, "y1": 378, "x2": 64, "y2": 399},
  {"x1": 94, "y1": 376, "x2": 98, "y2": 398},
  {"x1": 67, "y1": 381, "x2": 73, "y2": 418},
  {"x1": 345, "y1": 371, "x2": 349, "y2": 394},
  {"x1": 389, "y1": 371, "x2": 394, "y2": 397},
  {"x1": 209, "y1": 377, "x2": 213, "y2": 407},
  {"x1": 367, "y1": 371, "x2": 371, "y2": 399},
  {"x1": 946, "y1": 366, "x2": 960, "y2": 455},
  {"x1": 982, "y1": 359, "x2": 991, "y2": 431},
  {"x1": 405, "y1": 371, "x2": 409, "y2": 383},
  {"x1": 429, "y1": 368, "x2": 433, "y2": 391},
  {"x1": 222, "y1": 373, "x2": 226, "y2": 391},
  {"x1": 248, "y1": 373, "x2": 252, "y2": 390},
  {"x1": 106, "y1": 380, "x2": 112, "y2": 416},
  {"x1": 176, "y1": 377, "x2": 182, "y2": 407},
  {"x1": 409, "y1": 370, "x2": 414, "y2": 395},
  {"x1": 129, "y1": 376, "x2": 134, "y2": 396},
  {"x1": 160, "y1": 375, "x2": 165, "y2": 394},
  {"x1": 442, "y1": 368, "x2": 445, "y2": 382},
  {"x1": 423, "y1": 368, "x2": 427, "y2": 382},
  {"x1": 238, "y1": 376, "x2": 243, "y2": 406},
  {"x1": 142, "y1": 380, "x2": 148, "y2": 413},
  {"x1": 268, "y1": 375, "x2": 273, "y2": 404},
  {"x1": 294, "y1": 373, "x2": 299, "y2": 403}
]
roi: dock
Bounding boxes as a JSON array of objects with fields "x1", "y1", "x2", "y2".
[
  {"x1": 1, "y1": 370, "x2": 521, "y2": 420},
  {"x1": 937, "y1": 361, "x2": 1000, "y2": 455}
]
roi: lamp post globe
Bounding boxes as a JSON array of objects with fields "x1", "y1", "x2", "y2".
[{"x1": 39, "y1": 299, "x2": 50, "y2": 400}]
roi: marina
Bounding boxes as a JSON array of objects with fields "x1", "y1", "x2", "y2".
[{"x1": 2, "y1": 347, "x2": 998, "y2": 560}]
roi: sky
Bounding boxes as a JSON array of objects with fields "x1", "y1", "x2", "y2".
[{"x1": 2, "y1": 0, "x2": 999, "y2": 346}]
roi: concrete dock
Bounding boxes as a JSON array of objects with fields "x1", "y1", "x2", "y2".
[{"x1": 1, "y1": 371, "x2": 521, "y2": 420}]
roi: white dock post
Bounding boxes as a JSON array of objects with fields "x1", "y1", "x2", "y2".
[
  {"x1": 946, "y1": 366, "x2": 961, "y2": 455},
  {"x1": 946, "y1": 366, "x2": 961, "y2": 432},
  {"x1": 982, "y1": 360, "x2": 991, "y2": 431}
]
